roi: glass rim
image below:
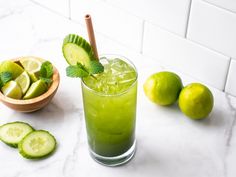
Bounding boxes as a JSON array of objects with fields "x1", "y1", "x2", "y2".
[{"x1": 81, "y1": 54, "x2": 138, "y2": 97}]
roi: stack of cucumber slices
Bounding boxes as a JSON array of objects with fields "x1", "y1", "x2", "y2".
[{"x1": 0, "y1": 121, "x2": 56, "y2": 159}]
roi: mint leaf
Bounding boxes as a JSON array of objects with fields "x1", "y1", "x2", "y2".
[
  {"x1": 1, "y1": 72, "x2": 12, "y2": 84},
  {"x1": 40, "y1": 61, "x2": 53, "y2": 79},
  {"x1": 89, "y1": 60, "x2": 104, "y2": 74},
  {"x1": 40, "y1": 77, "x2": 52, "y2": 85},
  {"x1": 66, "y1": 63, "x2": 89, "y2": 78},
  {"x1": 39, "y1": 61, "x2": 54, "y2": 87},
  {"x1": 65, "y1": 60, "x2": 104, "y2": 79}
]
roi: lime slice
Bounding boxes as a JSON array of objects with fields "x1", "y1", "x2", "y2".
[
  {"x1": 1, "y1": 81, "x2": 22, "y2": 99},
  {"x1": 0, "y1": 61, "x2": 24, "y2": 79},
  {"x1": 20, "y1": 57, "x2": 42, "y2": 82},
  {"x1": 62, "y1": 34, "x2": 96, "y2": 69},
  {"x1": 20, "y1": 57, "x2": 42, "y2": 72},
  {"x1": 15, "y1": 71, "x2": 31, "y2": 95},
  {"x1": 23, "y1": 80, "x2": 47, "y2": 99}
]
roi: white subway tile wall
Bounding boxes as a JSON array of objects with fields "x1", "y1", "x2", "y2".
[
  {"x1": 225, "y1": 60, "x2": 236, "y2": 96},
  {"x1": 187, "y1": 0, "x2": 236, "y2": 59},
  {"x1": 28, "y1": 0, "x2": 235, "y2": 96},
  {"x1": 143, "y1": 23, "x2": 230, "y2": 90},
  {"x1": 104, "y1": 0, "x2": 191, "y2": 36}
]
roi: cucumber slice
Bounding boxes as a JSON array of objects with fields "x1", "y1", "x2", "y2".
[
  {"x1": 62, "y1": 34, "x2": 96, "y2": 69},
  {"x1": 18, "y1": 130, "x2": 57, "y2": 159},
  {"x1": 0, "y1": 122, "x2": 34, "y2": 148}
]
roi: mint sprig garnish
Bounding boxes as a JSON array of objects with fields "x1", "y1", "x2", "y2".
[
  {"x1": 66, "y1": 63, "x2": 89, "y2": 78},
  {"x1": 39, "y1": 61, "x2": 54, "y2": 85},
  {"x1": 66, "y1": 60, "x2": 104, "y2": 79},
  {"x1": 0, "y1": 72, "x2": 13, "y2": 88}
]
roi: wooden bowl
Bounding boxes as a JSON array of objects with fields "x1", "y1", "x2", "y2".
[{"x1": 0, "y1": 58, "x2": 60, "y2": 112}]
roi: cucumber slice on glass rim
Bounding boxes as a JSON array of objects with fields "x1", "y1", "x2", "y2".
[{"x1": 62, "y1": 34, "x2": 97, "y2": 68}]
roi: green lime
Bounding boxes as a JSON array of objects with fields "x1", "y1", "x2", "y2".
[
  {"x1": 23, "y1": 80, "x2": 47, "y2": 99},
  {"x1": 143, "y1": 71, "x2": 183, "y2": 106},
  {"x1": 1, "y1": 80, "x2": 22, "y2": 99},
  {"x1": 15, "y1": 71, "x2": 31, "y2": 95},
  {"x1": 179, "y1": 83, "x2": 214, "y2": 120},
  {"x1": 20, "y1": 57, "x2": 42, "y2": 82},
  {"x1": 0, "y1": 61, "x2": 24, "y2": 79}
]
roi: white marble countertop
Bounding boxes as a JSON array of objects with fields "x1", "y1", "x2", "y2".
[{"x1": 0, "y1": 1, "x2": 236, "y2": 177}]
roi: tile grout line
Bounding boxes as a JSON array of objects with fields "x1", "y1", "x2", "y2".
[
  {"x1": 187, "y1": 36, "x2": 232, "y2": 58},
  {"x1": 223, "y1": 58, "x2": 232, "y2": 92},
  {"x1": 202, "y1": 0, "x2": 236, "y2": 15},
  {"x1": 184, "y1": 0, "x2": 193, "y2": 38},
  {"x1": 140, "y1": 20, "x2": 145, "y2": 54}
]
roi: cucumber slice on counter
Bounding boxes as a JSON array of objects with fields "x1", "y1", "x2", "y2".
[
  {"x1": 18, "y1": 130, "x2": 57, "y2": 159},
  {"x1": 62, "y1": 34, "x2": 96, "y2": 68},
  {"x1": 0, "y1": 122, "x2": 34, "y2": 148}
]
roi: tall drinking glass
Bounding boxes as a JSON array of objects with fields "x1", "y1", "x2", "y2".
[{"x1": 81, "y1": 55, "x2": 138, "y2": 166}]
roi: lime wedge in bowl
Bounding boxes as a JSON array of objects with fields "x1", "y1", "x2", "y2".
[
  {"x1": 20, "y1": 57, "x2": 43, "y2": 82},
  {"x1": 1, "y1": 80, "x2": 22, "y2": 99},
  {"x1": 23, "y1": 80, "x2": 47, "y2": 100},
  {"x1": 15, "y1": 71, "x2": 31, "y2": 95},
  {"x1": 0, "y1": 61, "x2": 24, "y2": 79}
]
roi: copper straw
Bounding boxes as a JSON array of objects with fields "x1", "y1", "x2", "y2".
[{"x1": 85, "y1": 14, "x2": 99, "y2": 60}]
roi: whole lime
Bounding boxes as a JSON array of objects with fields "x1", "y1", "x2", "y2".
[
  {"x1": 143, "y1": 71, "x2": 183, "y2": 106},
  {"x1": 179, "y1": 83, "x2": 214, "y2": 120}
]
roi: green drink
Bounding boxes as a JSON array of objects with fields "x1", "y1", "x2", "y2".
[{"x1": 82, "y1": 55, "x2": 137, "y2": 166}]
